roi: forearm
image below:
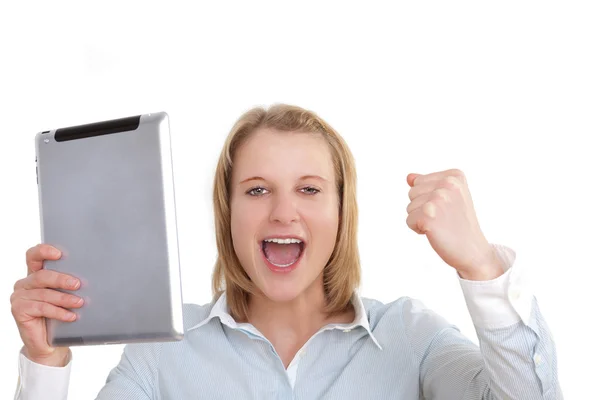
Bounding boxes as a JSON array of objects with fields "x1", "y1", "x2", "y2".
[
  {"x1": 15, "y1": 348, "x2": 72, "y2": 400},
  {"x1": 475, "y1": 298, "x2": 561, "y2": 399},
  {"x1": 23, "y1": 347, "x2": 71, "y2": 367},
  {"x1": 459, "y1": 244, "x2": 562, "y2": 399}
]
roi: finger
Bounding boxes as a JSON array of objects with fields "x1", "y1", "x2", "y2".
[
  {"x1": 14, "y1": 299, "x2": 78, "y2": 323},
  {"x1": 406, "y1": 203, "x2": 437, "y2": 234},
  {"x1": 16, "y1": 288, "x2": 84, "y2": 309},
  {"x1": 406, "y1": 193, "x2": 430, "y2": 214},
  {"x1": 15, "y1": 269, "x2": 80, "y2": 291},
  {"x1": 26, "y1": 244, "x2": 62, "y2": 274},
  {"x1": 408, "y1": 180, "x2": 438, "y2": 201},
  {"x1": 412, "y1": 169, "x2": 466, "y2": 187},
  {"x1": 408, "y1": 187, "x2": 452, "y2": 214},
  {"x1": 407, "y1": 173, "x2": 421, "y2": 187},
  {"x1": 409, "y1": 173, "x2": 467, "y2": 201}
]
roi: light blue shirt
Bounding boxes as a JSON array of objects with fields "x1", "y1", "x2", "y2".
[{"x1": 15, "y1": 245, "x2": 562, "y2": 399}]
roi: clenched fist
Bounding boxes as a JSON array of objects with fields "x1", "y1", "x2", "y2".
[{"x1": 406, "y1": 169, "x2": 504, "y2": 281}]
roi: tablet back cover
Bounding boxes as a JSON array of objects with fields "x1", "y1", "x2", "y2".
[{"x1": 35, "y1": 112, "x2": 184, "y2": 346}]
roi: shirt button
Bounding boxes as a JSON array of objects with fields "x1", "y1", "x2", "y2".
[
  {"x1": 343, "y1": 328, "x2": 352, "y2": 333},
  {"x1": 534, "y1": 353, "x2": 542, "y2": 366}
]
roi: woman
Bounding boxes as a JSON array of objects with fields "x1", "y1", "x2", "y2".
[{"x1": 12, "y1": 104, "x2": 561, "y2": 399}]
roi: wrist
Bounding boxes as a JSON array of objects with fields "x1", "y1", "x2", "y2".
[
  {"x1": 24, "y1": 347, "x2": 71, "y2": 367},
  {"x1": 457, "y1": 247, "x2": 505, "y2": 281}
]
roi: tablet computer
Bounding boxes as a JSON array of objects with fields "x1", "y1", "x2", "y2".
[{"x1": 35, "y1": 112, "x2": 184, "y2": 346}]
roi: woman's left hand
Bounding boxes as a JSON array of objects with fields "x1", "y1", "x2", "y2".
[{"x1": 406, "y1": 169, "x2": 504, "y2": 281}]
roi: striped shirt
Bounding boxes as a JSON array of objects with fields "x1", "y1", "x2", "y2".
[{"x1": 15, "y1": 244, "x2": 562, "y2": 399}]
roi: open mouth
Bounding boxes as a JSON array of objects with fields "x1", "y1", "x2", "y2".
[{"x1": 261, "y1": 237, "x2": 305, "y2": 269}]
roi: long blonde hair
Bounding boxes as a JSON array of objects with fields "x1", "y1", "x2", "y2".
[{"x1": 211, "y1": 104, "x2": 360, "y2": 321}]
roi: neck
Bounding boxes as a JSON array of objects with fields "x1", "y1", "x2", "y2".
[
  {"x1": 248, "y1": 283, "x2": 330, "y2": 335},
  {"x1": 246, "y1": 278, "x2": 355, "y2": 345},
  {"x1": 243, "y1": 278, "x2": 356, "y2": 369}
]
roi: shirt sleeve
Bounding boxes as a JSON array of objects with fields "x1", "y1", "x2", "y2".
[
  {"x1": 458, "y1": 244, "x2": 532, "y2": 329},
  {"x1": 14, "y1": 342, "x2": 159, "y2": 400},
  {"x1": 404, "y1": 244, "x2": 563, "y2": 399},
  {"x1": 14, "y1": 348, "x2": 72, "y2": 400}
]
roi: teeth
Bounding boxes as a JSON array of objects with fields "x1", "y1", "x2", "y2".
[
  {"x1": 271, "y1": 260, "x2": 296, "y2": 268},
  {"x1": 263, "y1": 238, "x2": 303, "y2": 244}
]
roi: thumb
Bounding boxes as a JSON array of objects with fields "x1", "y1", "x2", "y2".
[{"x1": 407, "y1": 173, "x2": 421, "y2": 187}]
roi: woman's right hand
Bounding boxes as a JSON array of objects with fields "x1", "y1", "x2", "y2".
[{"x1": 10, "y1": 244, "x2": 84, "y2": 367}]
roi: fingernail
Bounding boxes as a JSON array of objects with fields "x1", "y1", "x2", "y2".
[
  {"x1": 51, "y1": 248, "x2": 61, "y2": 257},
  {"x1": 67, "y1": 278, "x2": 79, "y2": 288}
]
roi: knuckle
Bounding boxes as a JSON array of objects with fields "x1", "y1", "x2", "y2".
[
  {"x1": 451, "y1": 169, "x2": 467, "y2": 183},
  {"x1": 49, "y1": 271, "x2": 61, "y2": 286},
  {"x1": 25, "y1": 244, "x2": 41, "y2": 262},
  {"x1": 13, "y1": 278, "x2": 25, "y2": 291},
  {"x1": 60, "y1": 292, "x2": 72, "y2": 305},
  {"x1": 10, "y1": 301, "x2": 20, "y2": 317},
  {"x1": 35, "y1": 270, "x2": 56, "y2": 288},
  {"x1": 38, "y1": 289, "x2": 50, "y2": 302},
  {"x1": 35, "y1": 301, "x2": 46, "y2": 314},
  {"x1": 25, "y1": 245, "x2": 36, "y2": 259},
  {"x1": 449, "y1": 168, "x2": 464, "y2": 177},
  {"x1": 416, "y1": 218, "x2": 428, "y2": 233},
  {"x1": 30, "y1": 271, "x2": 43, "y2": 288},
  {"x1": 43, "y1": 302, "x2": 55, "y2": 316},
  {"x1": 9, "y1": 290, "x2": 19, "y2": 305},
  {"x1": 433, "y1": 188, "x2": 451, "y2": 202},
  {"x1": 442, "y1": 176, "x2": 461, "y2": 189},
  {"x1": 408, "y1": 187, "x2": 417, "y2": 200}
]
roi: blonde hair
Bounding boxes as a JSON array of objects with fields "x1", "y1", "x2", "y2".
[{"x1": 211, "y1": 104, "x2": 360, "y2": 321}]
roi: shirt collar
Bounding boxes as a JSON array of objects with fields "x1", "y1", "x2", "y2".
[{"x1": 188, "y1": 291, "x2": 382, "y2": 350}]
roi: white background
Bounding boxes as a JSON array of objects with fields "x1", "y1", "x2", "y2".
[{"x1": 1, "y1": 1, "x2": 598, "y2": 398}]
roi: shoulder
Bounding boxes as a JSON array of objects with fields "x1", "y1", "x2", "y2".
[
  {"x1": 120, "y1": 300, "x2": 216, "y2": 355},
  {"x1": 361, "y1": 296, "x2": 456, "y2": 347},
  {"x1": 182, "y1": 301, "x2": 215, "y2": 331},
  {"x1": 362, "y1": 296, "x2": 449, "y2": 325},
  {"x1": 104, "y1": 301, "x2": 218, "y2": 388}
]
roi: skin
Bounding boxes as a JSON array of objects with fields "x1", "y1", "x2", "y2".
[
  {"x1": 11, "y1": 245, "x2": 82, "y2": 366},
  {"x1": 230, "y1": 128, "x2": 353, "y2": 367},
  {"x1": 10, "y1": 129, "x2": 503, "y2": 369},
  {"x1": 230, "y1": 130, "x2": 503, "y2": 368},
  {"x1": 405, "y1": 170, "x2": 504, "y2": 281}
]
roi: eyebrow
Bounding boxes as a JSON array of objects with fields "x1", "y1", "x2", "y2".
[{"x1": 238, "y1": 175, "x2": 329, "y2": 185}]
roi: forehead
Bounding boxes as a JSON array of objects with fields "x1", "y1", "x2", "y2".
[{"x1": 232, "y1": 128, "x2": 335, "y2": 178}]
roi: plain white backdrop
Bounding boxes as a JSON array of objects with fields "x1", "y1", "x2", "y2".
[{"x1": 1, "y1": 1, "x2": 598, "y2": 398}]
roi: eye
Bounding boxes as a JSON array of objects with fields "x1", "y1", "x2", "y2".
[
  {"x1": 247, "y1": 186, "x2": 269, "y2": 196},
  {"x1": 300, "y1": 186, "x2": 320, "y2": 195}
]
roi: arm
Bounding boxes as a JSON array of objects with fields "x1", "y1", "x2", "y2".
[
  {"x1": 14, "y1": 349, "x2": 72, "y2": 400},
  {"x1": 413, "y1": 245, "x2": 561, "y2": 399},
  {"x1": 403, "y1": 170, "x2": 562, "y2": 398},
  {"x1": 14, "y1": 343, "x2": 158, "y2": 400}
]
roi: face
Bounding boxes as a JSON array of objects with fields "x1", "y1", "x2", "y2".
[{"x1": 230, "y1": 128, "x2": 339, "y2": 303}]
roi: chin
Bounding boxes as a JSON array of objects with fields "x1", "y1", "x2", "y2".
[{"x1": 257, "y1": 280, "x2": 305, "y2": 304}]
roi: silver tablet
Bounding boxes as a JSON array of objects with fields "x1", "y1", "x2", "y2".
[{"x1": 35, "y1": 112, "x2": 184, "y2": 346}]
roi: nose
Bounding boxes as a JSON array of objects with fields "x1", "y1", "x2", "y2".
[{"x1": 269, "y1": 192, "x2": 300, "y2": 225}]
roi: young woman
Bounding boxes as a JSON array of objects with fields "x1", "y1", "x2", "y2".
[{"x1": 12, "y1": 104, "x2": 561, "y2": 399}]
